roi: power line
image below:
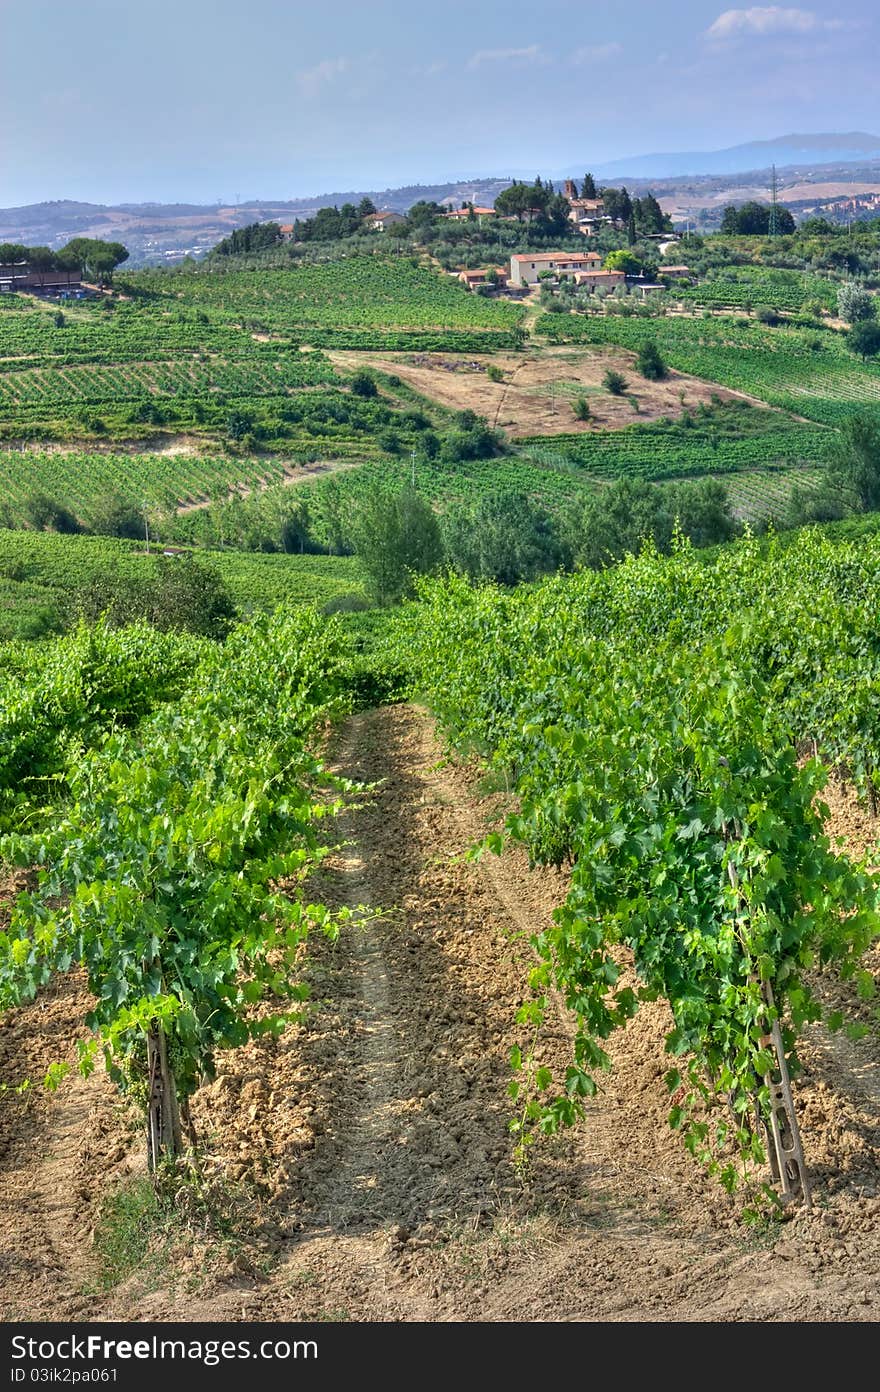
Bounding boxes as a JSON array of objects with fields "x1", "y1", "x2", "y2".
[{"x1": 768, "y1": 163, "x2": 780, "y2": 238}]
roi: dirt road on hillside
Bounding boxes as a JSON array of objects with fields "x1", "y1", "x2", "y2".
[{"x1": 1, "y1": 706, "x2": 879, "y2": 1321}]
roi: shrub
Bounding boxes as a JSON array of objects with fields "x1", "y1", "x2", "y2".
[
  {"x1": 226, "y1": 409, "x2": 255, "y2": 440},
  {"x1": 636, "y1": 341, "x2": 667, "y2": 380},
  {"x1": 350, "y1": 371, "x2": 378, "y2": 398},
  {"x1": 603, "y1": 369, "x2": 628, "y2": 396},
  {"x1": 572, "y1": 396, "x2": 591, "y2": 421}
]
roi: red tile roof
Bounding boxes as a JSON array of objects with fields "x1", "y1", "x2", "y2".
[{"x1": 510, "y1": 252, "x2": 601, "y2": 264}]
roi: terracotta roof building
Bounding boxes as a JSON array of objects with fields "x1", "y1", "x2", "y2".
[{"x1": 509, "y1": 251, "x2": 601, "y2": 287}]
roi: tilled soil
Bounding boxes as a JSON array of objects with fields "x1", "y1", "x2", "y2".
[{"x1": 1, "y1": 706, "x2": 879, "y2": 1322}]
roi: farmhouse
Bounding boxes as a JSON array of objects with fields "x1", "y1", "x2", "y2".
[
  {"x1": 458, "y1": 266, "x2": 508, "y2": 292},
  {"x1": 444, "y1": 206, "x2": 497, "y2": 223},
  {"x1": 279, "y1": 224, "x2": 295, "y2": 240},
  {"x1": 573, "y1": 269, "x2": 626, "y2": 292},
  {"x1": 509, "y1": 251, "x2": 602, "y2": 288},
  {"x1": 563, "y1": 181, "x2": 609, "y2": 235},
  {"x1": 365, "y1": 210, "x2": 405, "y2": 231},
  {"x1": 658, "y1": 265, "x2": 693, "y2": 280}
]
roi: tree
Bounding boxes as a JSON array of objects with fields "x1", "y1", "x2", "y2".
[
  {"x1": 494, "y1": 182, "x2": 533, "y2": 221},
  {"x1": 211, "y1": 222, "x2": 283, "y2": 257},
  {"x1": 75, "y1": 557, "x2": 236, "y2": 637},
  {"x1": 226, "y1": 408, "x2": 256, "y2": 440},
  {"x1": 578, "y1": 478, "x2": 673, "y2": 567},
  {"x1": 24, "y1": 492, "x2": 81, "y2": 534},
  {"x1": 27, "y1": 246, "x2": 57, "y2": 271},
  {"x1": 601, "y1": 186, "x2": 632, "y2": 226},
  {"x1": 89, "y1": 493, "x2": 146, "y2": 540},
  {"x1": 637, "y1": 341, "x2": 667, "y2": 380},
  {"x1": 443, "y1": 492, "x2": 567, "y2": 585},
  {"x1": 847, "y1": 319, "x2": 880, "y2": 361},
  {"x1": 665, "y1": 477, "x2": 736, "y2": 547},
  {"x1": 351, "y1": 486, "x2": 442, "y2": 605},
  {"x1": 406, "y1": 200, "x2": 446, "y2": 229},
  {"x1": 539, "y1": 192, "x2": 573, "y2": 237},
  {"x1": 0, "y1": 243, "x2": 29, "y2": 264},
  {"x1": 581, "y1": 173, "x2": 597, "y2": 199},
  {"x1": 358, "y1": 197, "x2": 378, "y2": 218},
  {"x1": 440, "y1": 411, "x2": 501, "y2": 462},
  {"x1": 603, "y1": 369, "x2": 628, "y2": 395},
  {"x1": 719, "y1": 202, "x2": 795, "y2": 236},
  {"x1": 58, "y1": 237, "x2": 129, "y2": 283},
  {"x1": 633, "y1": 192, "x2": 666, "y2": 235},
  {"x1": 838, "y1": 281, "x2": 876, "y2": 324},
  {"x1": 826, "y1": 412, "x2": 880, "y2": 511},
  {"x1": 605, "y1": 249, "x2": 643, "y2": 275}
]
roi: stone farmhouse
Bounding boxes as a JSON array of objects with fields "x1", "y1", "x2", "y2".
[
  {"x1": 458, "y1": 267, "x2": 509, "y2": 292},
  {"x1": 365, "y1": 210, "x2": 405, "y2": 231},
  {"x1": 563, "y1": 181, "x2": 610, "y2": 235},
  {"x1": 444, "y1": 206, "x2": 497, "y2": 224}
]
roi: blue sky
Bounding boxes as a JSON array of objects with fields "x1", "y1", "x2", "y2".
[{"x1": 2, "y1": 1, "x2": 877, "y2": 205}]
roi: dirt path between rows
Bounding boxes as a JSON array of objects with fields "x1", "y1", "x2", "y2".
[{"x1": 2, "y1": 706, "x2": 879, "y2": 1322}]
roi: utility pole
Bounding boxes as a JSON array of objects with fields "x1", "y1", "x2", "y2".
[
  {"x1": 410, "y1": 448, "x2": 417, "y2": 488},
  {"x1": 768, "y1": 163, "x2": 780, "y2": 238}
]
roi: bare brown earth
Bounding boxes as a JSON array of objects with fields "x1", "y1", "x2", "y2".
[
  {"x1": 1, "y1": 706, "x2": 879, "y2": 1322},
  {"x1": 328, "y1": 347, "x2": 773, "y2": 437}
]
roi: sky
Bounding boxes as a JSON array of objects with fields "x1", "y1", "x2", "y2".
[{"x1": 2, "y1": 1, "x2": 878, "y2": 206}]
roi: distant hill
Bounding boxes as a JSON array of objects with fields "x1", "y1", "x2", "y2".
[
  {"x1": 591, "y1": 132, "x2": 880, "y2": 180},
  {"x1": 5, "y1": 136, "x2": 880, "y2": 265}
]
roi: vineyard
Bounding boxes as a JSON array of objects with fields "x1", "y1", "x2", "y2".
[
  {"x1": 0, "y1": 609, "x2": 353, "y2": 1175},
  {"x1": 518, "y1": 403, "x2": 832, "y2": 482},
  {"x1": 1, "y1": 529, "x2": 879, "y2": 1320},
  {"x1": 0, "y1": 531, "x2": 364, "y2": 638},
  {"x1": 0, "y1": 352, "x2": 334, "y2": 410},
  {"x1": 123, "y1": 258, "x2": 526, "y2": 347},
  {"x1": 537, "y1": 313, "x2": 880, "y2": 428},
  {"x1": 0, "y1": 449, "x2": 297, "y2": 519},
  {"x1": 410, "y1": 528, "x2": 880, "y2": 1198},
  {"x1": 678, "y1": 268, "x2": 838, "y2": 314}
]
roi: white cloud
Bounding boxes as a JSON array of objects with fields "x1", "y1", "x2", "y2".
[
  {"x1": 467, "y1": 45, "x2": 544, "y2": 69},
  {"x1": 571, "y1": 42, "x2": 622, "y2": 64},
  {"x1": 296, "y1": 57, "x2": 349, "y2": 98},
  {"x1": 705, "y1": 7, "x2": 843, "y2": 40}
]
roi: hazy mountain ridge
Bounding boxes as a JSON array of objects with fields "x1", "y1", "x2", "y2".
[{"x1": 590, "y1": 132, "x2": 880, "y2": 180}]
